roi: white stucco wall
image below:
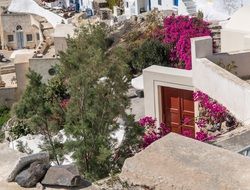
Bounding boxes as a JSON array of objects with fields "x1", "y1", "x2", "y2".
[
  {"x1": 221, "y1": 29, "x2": 250, "y2": 52},
  {"x1": 191, "y1": 36, "x2": 250, "y2": 125},
  {"x1": 151, "y1": 0, "x2": 173, "y2": 11},
  {"x1": 207, "y1": 50, "x2": 250, "y2": 77},
  {"x1": 193, "y1": 58, "x2": 250, "y2": 124},
  {"x1": 124, "y1": 0, "x2": 176, "y2": 16}
]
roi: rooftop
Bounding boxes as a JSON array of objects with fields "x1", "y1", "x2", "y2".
[
  {"x1": 53, "y1": 24, "x2": 75, "y2": 38},
  {"x1": 225, "y1": 6, "x2": 250, "y2": 32}
]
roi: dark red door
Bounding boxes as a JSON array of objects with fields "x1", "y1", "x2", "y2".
[{"x1": 161, "y1": 86, "x2": 195, "y2": 138}]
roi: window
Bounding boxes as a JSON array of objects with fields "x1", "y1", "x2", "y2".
[
  {"x1": 26, "y1": 34, "x2": 33, "y2": 42},
  {"x1": 48, "y1": 68, "x2": 56, "y2": 76},
  {"x1": 36, "y1": 33, "x2": 40, "y2": 41},
  {"x1": 173, "y1": 0, "x2": 178, "y2": 6},
  {"x1": 8, "y1": 35, "x2": 14, "y2": 42},
  {"x1": 16, "y1": 25, "x2": 22, "y2": 31},
  {"x1": 158, "y1": 0, "x2": 162, "y2": 5},
  {"x1": 126, "y1": 2, "x2": 129, "y2": 8}
]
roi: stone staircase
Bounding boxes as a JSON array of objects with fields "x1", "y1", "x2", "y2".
[
  {"x1": 209, "y1": 23, "x2": 222, "y2": 53},
  {"x1": 0, "y1": 64, "x2": 15, "y2": 75},
  {"x1": 182, "y1": 0, "x2": 196, "y2": 16}
]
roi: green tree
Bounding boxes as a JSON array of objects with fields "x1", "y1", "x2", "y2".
[
  {"x1": 130, "y1": 39, "x2": 171, "y2": 73},
  {"x1": 13, "y1": 70, "x2": 65, "y2": 164},
  {"x1": 60, "y1": 24, "x2": 130, "y2": 180},
  {"x1": 0, "y1": 105, "x2": 10, "y2": 128}
]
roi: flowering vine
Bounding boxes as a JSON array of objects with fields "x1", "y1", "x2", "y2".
[
  {"x1": 155, "y1": 15, "x2": 211, "y2": 70},
  {"x1": 138, "y1": 116, "x2": 170, "y2": 148},
  {"x1": 193, "y1": 91, "x2": 238, "y2": 141}
]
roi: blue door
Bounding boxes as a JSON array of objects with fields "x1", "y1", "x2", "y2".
[
  {"x1": 75, "y1": 0, "x2": 80, "y2": 12},
  {"x1": 174, "y1": 0, "x2": 178, "y2": 6},
  {"x1": 16, "y1": 31, "x2": 24, "y2": 49}
]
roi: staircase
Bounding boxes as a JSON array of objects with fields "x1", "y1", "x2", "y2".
[
  {"x1": 180, "y1": 0, "x2": 196, "y2": 16},
  {"x1": 209, "y1": 23, "x2": 222, "y2": 53},
  {"x1": 0, "y1": 64, "x2": 15, "y2": 75}
]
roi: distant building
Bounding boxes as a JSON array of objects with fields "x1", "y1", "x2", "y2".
[
  {"x1": 45, "y1": 0, "x2": 94, "y2": 12},
  {"x1": 221, "y1": 6, "x2": 250, "y2": 52},
  {"x1": 0, "y1": 13, "x2": 42, "y2": 50},
  {"x1": 124, "y1": 0, "x2": 196, "y2": 17}
]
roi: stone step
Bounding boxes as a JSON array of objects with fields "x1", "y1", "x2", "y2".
[{"x1": 0, "y1": 66, "x2": 15, "y2": 75}]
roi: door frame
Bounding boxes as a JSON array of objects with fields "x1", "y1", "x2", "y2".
[
  {"x1": 143, "y1": 66, "x2": 198, "y2": 134},
  {"x1": 152, "y1": 81, "x2": 198, "y2": 135}
]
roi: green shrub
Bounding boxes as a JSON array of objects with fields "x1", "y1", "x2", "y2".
[
  {"x1": 0, "y1": 105, "x2": 10, "y2": 128},
  {"x1": 10, "y1": 121, "x2": 32, "y2": 140},
  {"x1": 130, "y1": 39, "x2": 171, "y2": 73}
]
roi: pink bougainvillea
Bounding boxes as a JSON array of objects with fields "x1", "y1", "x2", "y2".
[
  {"x1": 139, "y1": 92, "x2": 238, "y2": 146},
  {"x1": 59, "y1": 98, "x2": 70, "y2": 109},
  {"x1": 193, "y1": 91, "x2": 238, "y2": 141},
  {"x1": 160, "y1": 15, "x2": 211, "y2": 70},
  {"x1": 138, "y1": 116, "x2": 170, "y2": 148}
]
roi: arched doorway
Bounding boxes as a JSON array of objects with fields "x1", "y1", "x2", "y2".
[{"x1": 16, "y1": 25, "x2": 24, "y2": 49}]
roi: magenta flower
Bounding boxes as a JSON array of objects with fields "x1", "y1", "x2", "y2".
[{"x1": 158, "y1": 15, "x2": 211, "y2": 70}]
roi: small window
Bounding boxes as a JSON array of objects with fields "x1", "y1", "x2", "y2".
[
  {"x1": 48, "y1": 68, "x2": 56, "y2": 76},
  {"x1": 173, "y1": 0, "x2": 178, "y2": 6},
  {"x1": 26, "y1": 34, "x2": 33, "y2": 42},
  {"x1": 8, "y1": 35, "x2": 14, "y2": 42},
  {"x1": 158, "y1": 0, "x2": 162, "y2": 5},
  {"x1": 126, "y1": 2, "x2": 129, "y2": 8},
  {"x1": 16, "y1": 25, "x2": 22, "y2": 31},
  {"x1": 36, "y1": 33, "x2": 40, "y2": 41}
]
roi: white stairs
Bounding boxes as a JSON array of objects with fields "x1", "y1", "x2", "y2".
[{"x1": 181, "y1": 0, "x2": 196, "y2": 16}]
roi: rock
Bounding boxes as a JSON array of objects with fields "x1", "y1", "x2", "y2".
[
  {"x1": 41, "y1": 165, "x2": 82, "y2": 187},
  {"x1": 15, "y1": 161, "x2": 50, "y2": 188},
  {"x1": 8, "y1": 152, "x2": 49, "y2": 182},
  {"x1": 131, "y1": 15, "x2": 137, "y2": 22},
  {"x1": 36, "y1": 182, "x2": 44, "y2": 190},
  {"x1": 120, "y1": 133, "x2": 250, "y2": 190}
]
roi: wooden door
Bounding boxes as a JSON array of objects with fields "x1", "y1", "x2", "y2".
[{"x1": 161, "y1": 86, "x2": 195, "y2": 138}]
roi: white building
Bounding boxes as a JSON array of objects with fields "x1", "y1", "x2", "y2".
[
  {"x1": 221, "y1": 6, "x2": 250, "y2": 52},
  {"x1": 124, "y1": 0, "x2": 196, "y2": 17},
  {"x1": 45, "y1": 0, "x2": 93, "y2": 13}
]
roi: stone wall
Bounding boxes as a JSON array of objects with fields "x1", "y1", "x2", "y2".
[
  {"x1": 0, "y1": 87, "x2": 17, "y2": 107},
  {"x1": 54, "y1": 37, "x2": 68, "y2": 55}
]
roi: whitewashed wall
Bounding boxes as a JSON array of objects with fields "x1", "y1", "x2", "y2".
[{"x1": 192, "y1": 36, "x2": 250, "y2": 124}]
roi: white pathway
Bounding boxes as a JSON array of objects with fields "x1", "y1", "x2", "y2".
[{"x1": 8, "y1": 0, "x2": 67, "y2": 28}]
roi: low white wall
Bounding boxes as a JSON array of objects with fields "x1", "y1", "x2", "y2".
[
  {"x1": 193, "y1": 58, "x2": 250, "y2": 125},
  {"x1": 207, "y1": 51, "x2": 250, "y2": 77},
  {"x1": 191, "y1": 36, "x2": 250, "y2": 124},
  {"x1": 221, "y1": 29, "x2": 250, "y2": 52},
  {"x1": 143, "y1": 65, "x2": 193, "y2": 125}
]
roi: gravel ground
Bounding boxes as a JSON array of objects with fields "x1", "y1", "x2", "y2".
[{"x1": 127, "y1": 87, "x2": 145, "y2": 121}]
